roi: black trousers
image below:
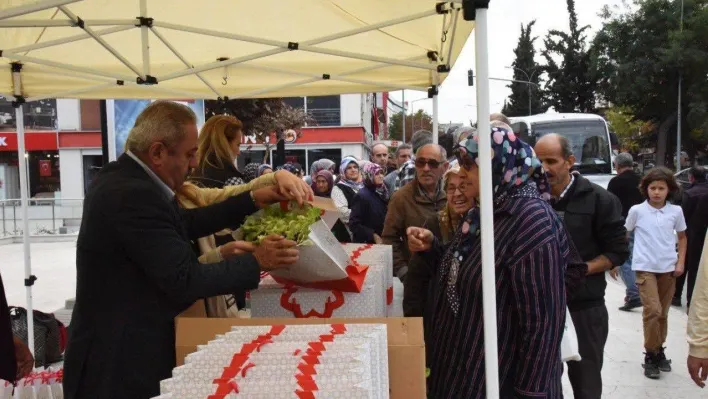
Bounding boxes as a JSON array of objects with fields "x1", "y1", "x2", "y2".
[
  {"x1": 567, "y1": 305, "x2": 609, "y2": 399},
  {"x1": 674, "y1": 253, "x2": 701, "y2": 306}
]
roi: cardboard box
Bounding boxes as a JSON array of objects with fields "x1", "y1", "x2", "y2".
[
  {"x1": 175, "y1": 304, "x2": 426, "y2": 399},
  {"x1": 343, "y1": 244, "x2": 394, "y2": 316}
]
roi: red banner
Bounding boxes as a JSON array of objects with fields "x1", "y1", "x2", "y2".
[{"x1": 39, "y1": 160, "x2": 52, "y2": 177}]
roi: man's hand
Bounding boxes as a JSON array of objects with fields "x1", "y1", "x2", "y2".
[
  {"x1": 251, "y1": 186, "x2": 289, "y2": 208},
  {"x1": 609, "y1": 268, "x2": 619, "y2": 280},
  {"x1": 274, "y1": 170, "x2": 313, "y2": 205},
  {"x1": 688, "y1": 355, "x2": 708, "y2": 388},
  {"x1": 14, "y1": 336, "x2": 33, "y2": 380},
  {"x1": 406, "y1": 227, "x2": 433, "y2": 253},
  {"x1": 219, "y1": 241, "x2": 256, "y2": 260},
  {"x1": 253, "y1": 235, "x2": 299, "y2": 271},
  {"x1": 373, "y1": 234, "x2": 383, "y2": 245},
  {"x1": 674, "y1": 263, "x2": 685, "y2": 277}
]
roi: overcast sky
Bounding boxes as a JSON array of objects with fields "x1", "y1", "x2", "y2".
[{"x1": 388, "y1": 0, "x2": 626, "y2": 125}]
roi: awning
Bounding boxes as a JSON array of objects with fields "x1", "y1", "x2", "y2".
[{"x1": 0, "y1": 0, "x2": 472, "y2": 101}]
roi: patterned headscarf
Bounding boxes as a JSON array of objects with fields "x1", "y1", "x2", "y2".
[
  {"x1": 312, "y1": 170, "x2": 334, "y2": 196},
  {"x1": 442, "y1": 124, "x2": 550, "y2": 315},
  {"x1": 338, "y1": 157, "x2": 364, "y2": 191},
  {"x1": 310, "y1": 159, "x2": 336, "y2": 180},
  {"x1": 257, "y1": 164, "x2": 272, "y2": 176},
  {"x1": 361, "y1": 162, "x2": 389, "y2": 202},
  {"x1": 243, "y1": 162, "x2": 260, "y2": 183},
  {"x1": 280, "y1": 163, "x2": 302, "y2": 175}
]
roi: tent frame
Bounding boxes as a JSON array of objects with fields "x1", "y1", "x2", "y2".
[{"x1": 3, "y1": 0, "x2": 498, "y2": 396}]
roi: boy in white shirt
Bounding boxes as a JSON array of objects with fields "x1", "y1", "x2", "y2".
[{"x1": 625, "y1": 167, "x2": 688, "y2": 379}]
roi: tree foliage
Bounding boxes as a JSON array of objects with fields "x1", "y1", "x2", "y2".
[
  {"x1": 388, "y1": 109, "x2": 433, "y2": 141},
  {"x1": 593, "y1": 0, "x2": 708, "y2": 165},
  {"x1": 204, "y1": 98, "x2": 312, "y2": 141},
  {"x1": 542, "y1": 0, "x2": 597, "y2": 113},
  {"x1": 604, "y1": 106, "x2": 655, "y2": 153},
  {"x1": 502, "y1": 21, "x2": 547, "y2": 117}
]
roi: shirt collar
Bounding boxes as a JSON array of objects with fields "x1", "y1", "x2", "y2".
[
  {"x1": 556, "y1": 173, "x2": 576, "y2": 201},
  {"x1": 644, "y1": 200, "x2": 668, "y2": 213},
  {"x1": 126, "y1": 150, "x2": 175, "y2": 200}
]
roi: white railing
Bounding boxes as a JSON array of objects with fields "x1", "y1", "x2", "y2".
[{"x1": 0, "y1": 198, "x2": 84, "y2": 236}]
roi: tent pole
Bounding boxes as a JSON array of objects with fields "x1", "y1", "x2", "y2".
[
  {"x1": 432, "y1": 74, "x2": 439, "y2": 144},
  {"x1": 5, "y1": 26, "x2": 132, "y2": 53},
  {"x1": 150, "y1": 27, "x2": 222, "y2": 98},
  {"x1": 2, "y1": 51, "x2": 136, "y2": 82},
  {"x1": 11, "y1": 65, "x2": 35, "y2": 357},
  {"x1": 0, "y1": 0, "x2": 80, "y2": 21},
  {"x1": 58, "y1": 6, "x2": 143, "y2": 78},
  {"x1": 25, "y1": 82, "x2": 116, "y2": 102},
  {"x1": 0, "y1": 18, "x2": 138, "y2": 28},
  {"x1": 139, "y1": 0, "x2": 151, "y2": 78},
  {"x1": 474, "y1": 6, "x2": 499, "y2": 398}
]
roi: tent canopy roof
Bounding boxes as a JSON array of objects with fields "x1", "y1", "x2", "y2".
[{"x1": 0, "y1": 0, "x2": 473, "y2": 101}]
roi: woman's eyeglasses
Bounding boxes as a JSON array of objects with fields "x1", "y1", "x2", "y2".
[
  {"x1": 414, "y1": 158, "x2": 442, "y2": 169},
  {"x1": 446, "y1": 183, "x2": 472, "y2": 194}
]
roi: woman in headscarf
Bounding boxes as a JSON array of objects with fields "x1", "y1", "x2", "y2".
[
  {"x1": 258, "y1": 164, "x2": 273, "y2": 177},
  {"x1": 349, "y1": 162, "x2": 390, "y2": 244},
  {"x1": 312, "y1": 170, "x2": 335, "y2": 197},
  {"x1": 242, "y1": 162, "x2": 261, "y2": 183},
  {"x1": 330, "y1": 156, "x2": 363, "y2": 242},
  {"x1": 407, "y1": 124, "x2": 571, "y2": 398},
  {"x1": 305, "y1": 159, "x2": 336, "y2": 185}
]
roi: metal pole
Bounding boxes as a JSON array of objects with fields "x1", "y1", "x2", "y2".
[
  {"x1": 474, "y1": 7, "x2": 500, "y2": 398},
  {"x1": 676, "y1": 0, "x2": 684, "y2": 170},
  {"x1": 432, "y1": 74, "x2": 439, "y2": 145},
  {"x1": 15, "y1": 104, "x2": 35, "y2": 356},
  {"x1": 51, "y1": 199, "x2": 55, "y2": 232},
  {"x1": 528, "y1": 85, "x2": 532, "y2": 116},
  {"x1": 100, "y1": 100, "x2": 109, "y2": 164},
  {"x1": 402, "y1": 90, "x2": 406, "y2": 143}
]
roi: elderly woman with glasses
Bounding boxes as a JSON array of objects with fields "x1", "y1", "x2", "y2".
[{"x1": 407, "y1": 125, "x2": 571, "y2": 398}]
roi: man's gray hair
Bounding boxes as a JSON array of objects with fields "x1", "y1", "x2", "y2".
[
  {"x1": 410, "y1": 130, "x2": 433, "y2": 153},
  {"x1": 416, "y1": 143, "x2": 447, "y2": 161},
  {"x1": 615, "y1": 152, "x2": 634, "y2": 168},
  {"x1": 125, "y1": 100, "x2": 197, "y2": 154},
  {"x1": 395, "y1": 143, "x2": 412, "y2": 156}
]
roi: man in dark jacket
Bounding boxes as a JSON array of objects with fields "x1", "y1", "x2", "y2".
[
  {"x1": 382, "y1": 144, "x2": 447, "y2": 316},
  {"x1": 675, "y1": 166, "x2": 708, "y2": 308},
  {"x1": 607, "y1": 152, "x2": 644, "y2": 311},
  {"x1": 63, "y1": 101, "x2": 306, "y2": 399},
  {"x1": 0, "y1": 272, "x2": 34, "y2": 383},
  {"x1": 536, "y1": 134, "x2": 628, "y2": 399}
]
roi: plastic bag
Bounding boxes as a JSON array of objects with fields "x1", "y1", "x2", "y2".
[{"x1": 561, "y1": 307, "x2": 581, "y2": 362}]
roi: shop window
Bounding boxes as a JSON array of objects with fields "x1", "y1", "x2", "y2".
[
  {"x1": 83, "y1": 155, "x2": 102, "y2": 195},
  {"x1": 307, "y1": 96, "x2": 340, "y2": 126},
  {"x1": 0, "y1": 97, "x2": 57, "y2": 131},
  {"x1": 80, "y1": 100, "x2": 101, "y2": 130},
  {"x1": 272, "y1": 149, "x2": 306, "y2": 171},
  {"x1": 306, "y1": 149, "x2": 341, "y2": 175},
  {"x1": 28, "y1": 151, "x2": 60, "y2": 198},
  {"x1": 237, "y1": 150, "x2": 267, "y2": 170}
]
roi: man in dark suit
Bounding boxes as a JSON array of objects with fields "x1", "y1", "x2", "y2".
[
  {"x1": 63, "y1": 101, "x2": 309, "y2": 399},
  {"x1": 675, "y1": 166, "x2": 708, "y2": 309}
]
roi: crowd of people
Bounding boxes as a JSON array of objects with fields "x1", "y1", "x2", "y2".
[{"x1": 1, "y1": 103, "x2": 707, "y2": 398}]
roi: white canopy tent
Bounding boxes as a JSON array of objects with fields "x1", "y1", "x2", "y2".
[{"x1": 0, "y1": 0, "x2": 498, "y2": 396}]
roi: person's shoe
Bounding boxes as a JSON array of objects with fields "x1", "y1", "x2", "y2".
[
  {"x1": 671, "y1": 297, "x2": 682, "y2": 307},
  {"x1": 643, "y1": 352, "x2": 660, "y2": 379},
  {"x1": 619, "y1": 298, "x2": 642, "y2": 312},
  {"x1": 656, "y1": 347, "x2": 672, "y2": 372}
]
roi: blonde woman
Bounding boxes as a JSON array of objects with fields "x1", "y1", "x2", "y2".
[
  {"x1": 190, "y1": 114, "x2": 247, "y2": 188},
  {"x1": 177, "y1": 169, "x2": 311, "y2": 317}
]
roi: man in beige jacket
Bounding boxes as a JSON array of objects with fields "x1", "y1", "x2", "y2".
[{"x1": 688, "y1": 233, "x2": 708, "y2": 388}]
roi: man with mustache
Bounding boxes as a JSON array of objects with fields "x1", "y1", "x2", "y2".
[
  {"x1": 382, "y1": 144, "x2": 448, "y2": 302},
  {"x1": 535, "y1": 133, "x2": 628, "y2": 399}
]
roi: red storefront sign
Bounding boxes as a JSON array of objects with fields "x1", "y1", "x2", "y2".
[
  {"x1": 240, "y1": 126, "x2": 366, "y2": 145},
  {"x1": 0, "y1": 132, "x2": 58, "y2": 151},
  {"x1": 39, "y1": 160, "x2": 52, "y2": 177}
]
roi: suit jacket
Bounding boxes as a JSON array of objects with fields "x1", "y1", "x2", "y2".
[{"x1": 63, "y1": 154, "x2": 262, "y2": 399}]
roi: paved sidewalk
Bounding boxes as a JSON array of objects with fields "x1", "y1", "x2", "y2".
[{"x1": 0, "y1": 241, "x2": 705, "y2": 397}]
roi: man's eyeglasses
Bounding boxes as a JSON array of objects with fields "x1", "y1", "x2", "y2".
[{"x1": 415, "y1": 158, "x2": 442, "y2": 169}]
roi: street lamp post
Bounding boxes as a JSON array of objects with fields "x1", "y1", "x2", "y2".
[
  {"x1": 409, "y1": 97, "x2": 431, "y2": 131},
  {"x1": 506, "y1": 66, "x2": 540, "y2": 116},
  {"x1": 676, "y1": 0, "x2": 684, "y2": 170}
]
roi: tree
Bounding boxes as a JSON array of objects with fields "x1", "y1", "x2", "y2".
[
  {"x1": 604, "y1": 106, "x2": 655, "y2": 153},
  {"x1": 593, "y1": 0, "x2": 708, "y2": 166},
  {"x1": 388, "y1": 109, "x2": 433, "y2": 141},
  {"x1": 205, "y1": 98, "x2": 312, "y2": 162},
  {"x1": 542, "y1": 0, "x2": 597, "y2": 113},
  {"x1": 502, "y1": 21, "x2": 547, "y2": 117}
]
